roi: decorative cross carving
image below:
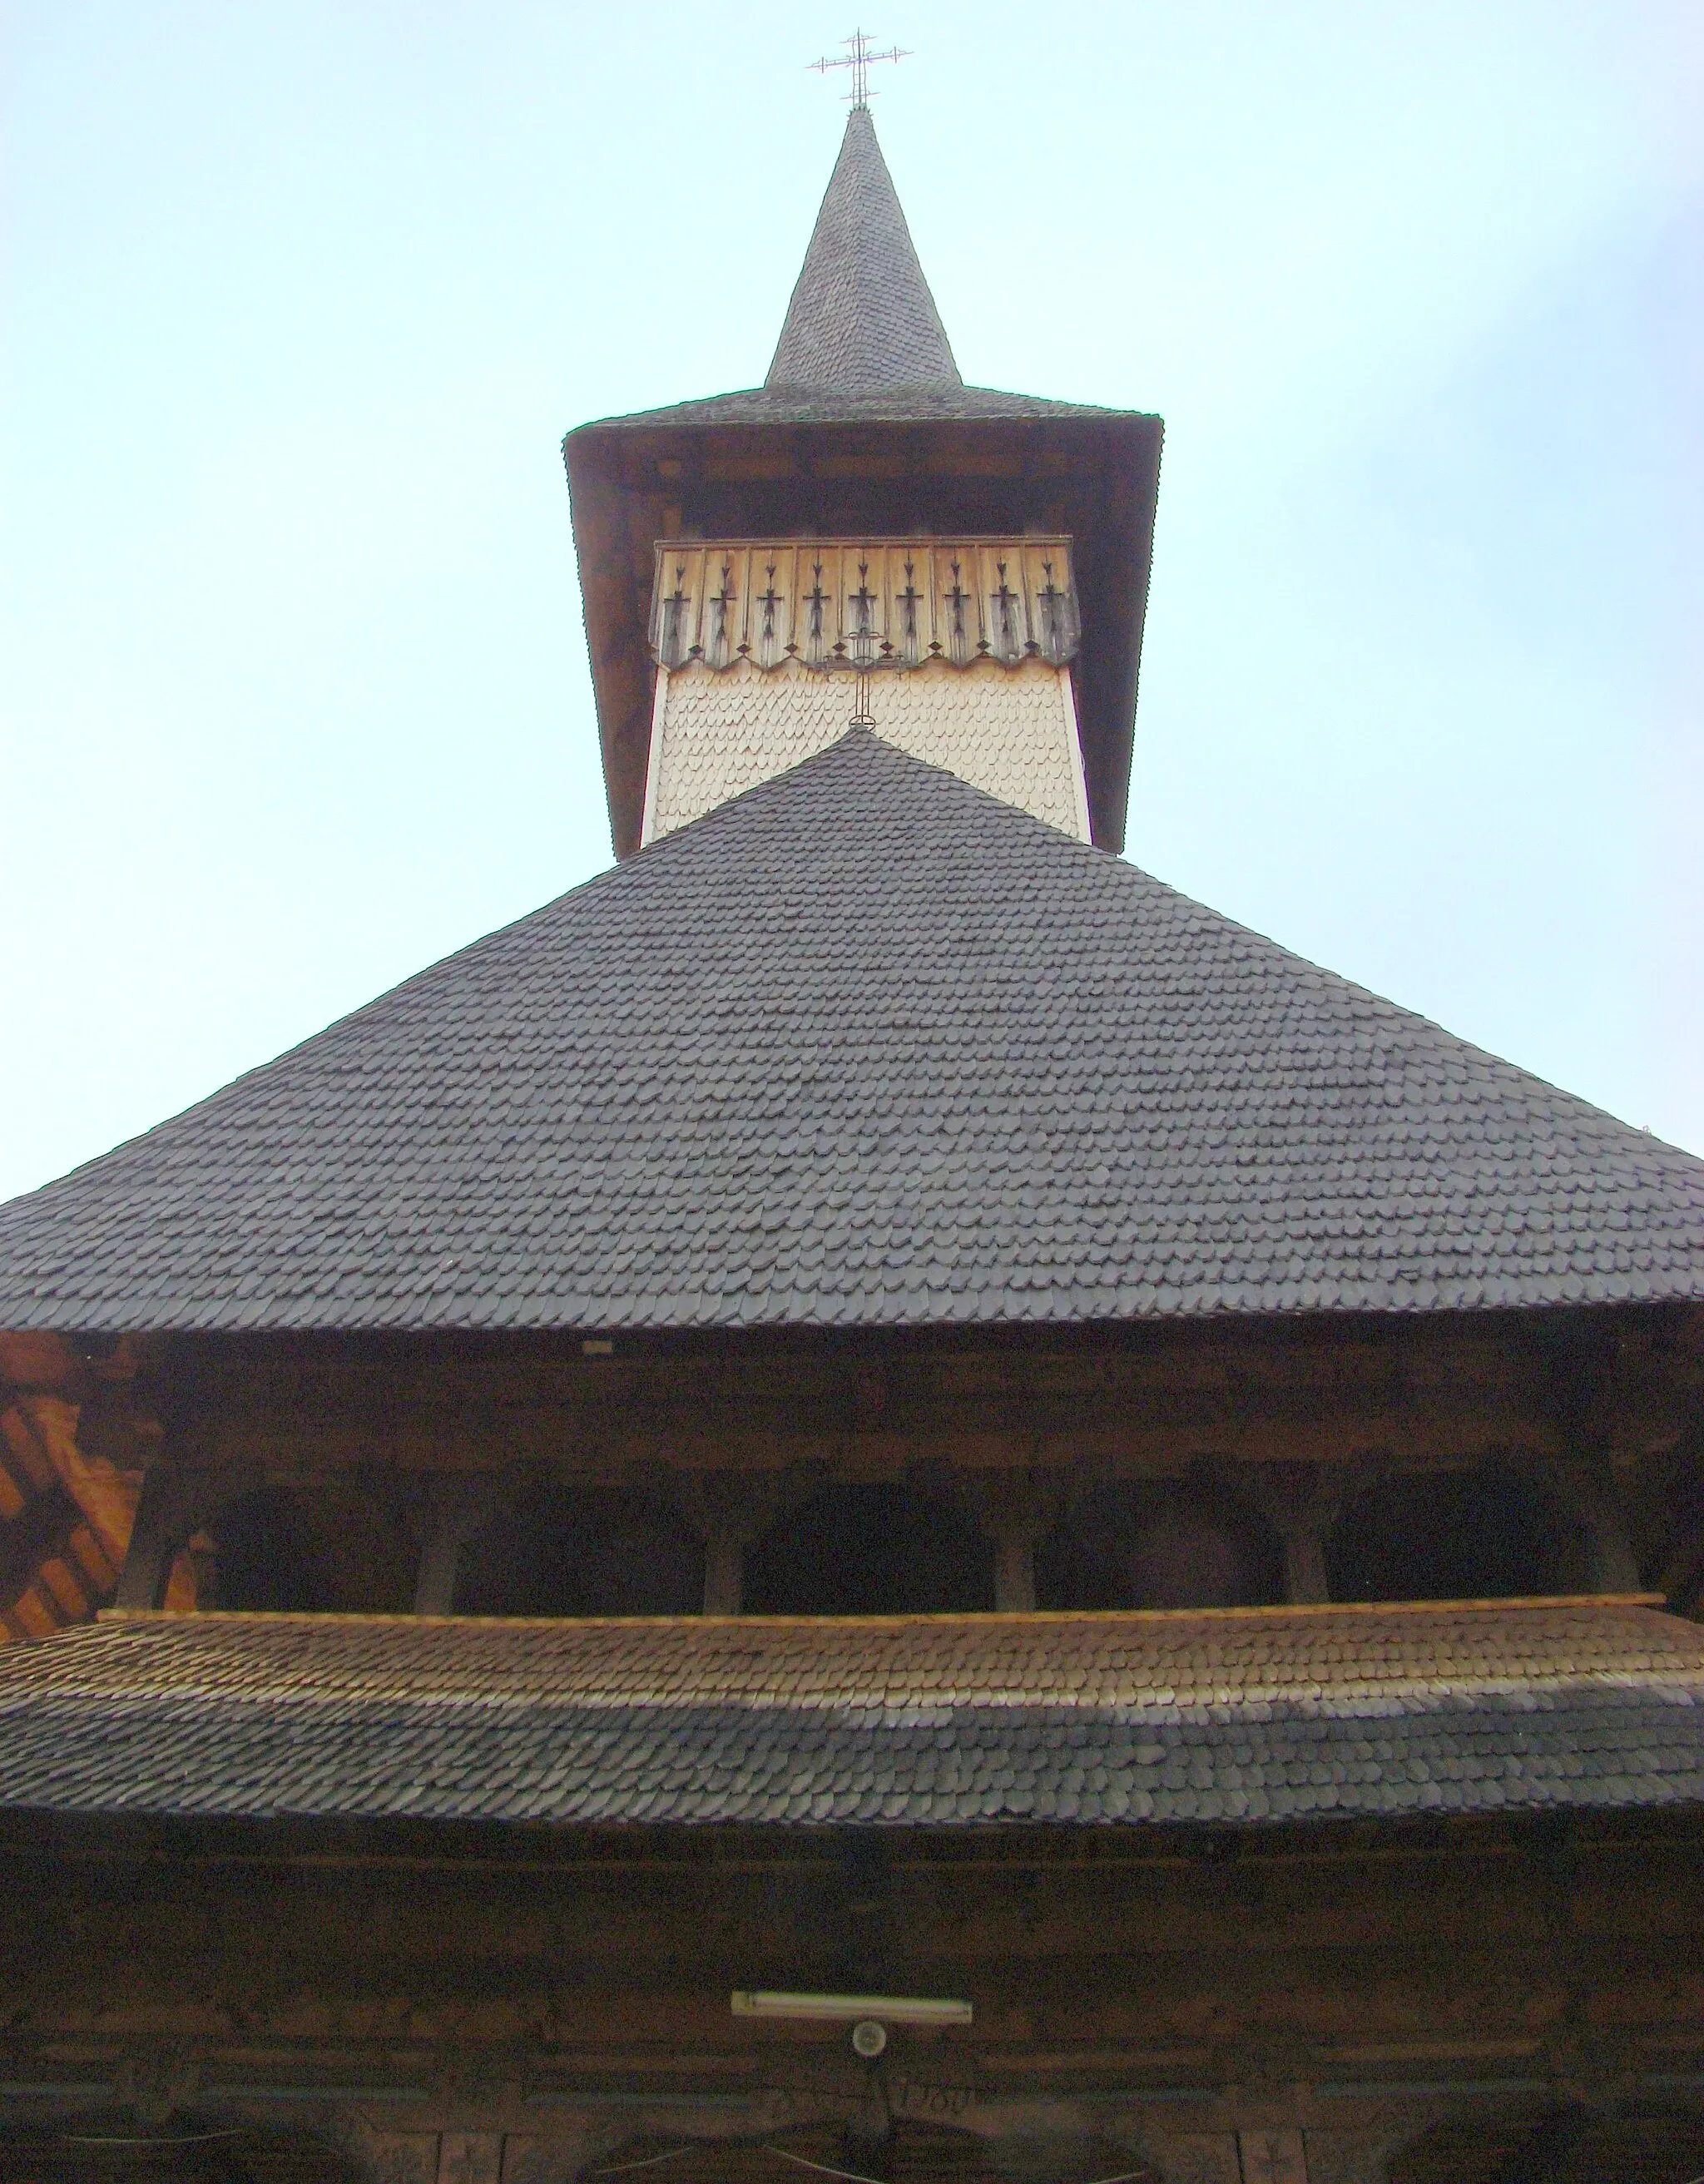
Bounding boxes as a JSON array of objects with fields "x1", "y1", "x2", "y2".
[
  {"x1": 992, "y1": 559, "x2": 1021, "y2": 651},
  {"x1": 1037, "y1": 557, "x2": 1067, "y2": 657},
  {"x1": 849, "y1": 557, "x2": 879, "y2": 667},
  {"x1": 658, "y1": 562, "x2": 691, "y2": 665},
  {"x1": 897, "y1": 557, "x2": 922, "y2": 644},
  {"x1": 944, "y1": 558, "x2": 969, "y2": 641},
  {"x1": 710, "y1": 557, "x2": 736, "y2": 650}
]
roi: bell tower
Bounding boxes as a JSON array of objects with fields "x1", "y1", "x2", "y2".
[{"x1": 564, "y1": 100, "x2": 1163, "y2": 857}]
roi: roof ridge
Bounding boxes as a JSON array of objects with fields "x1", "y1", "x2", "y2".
[
  {"x1": 766, "y1": 106, "x2": 960, "y2": 394},
  {"x1": 91, "y1": 1594, "x2": 1673, "y2": 1632},
  {"x1": 569, "y1": 385, "x2": 1144, "y2": 434}
]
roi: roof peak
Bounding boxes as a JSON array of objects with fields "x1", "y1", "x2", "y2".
[{"x1": 766, "y1": 106, "x2": 961, "y2": 394}]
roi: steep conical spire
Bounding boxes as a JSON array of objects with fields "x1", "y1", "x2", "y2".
[{"x1": 766, "y1": 106, "x2": 961, "y2": 393}]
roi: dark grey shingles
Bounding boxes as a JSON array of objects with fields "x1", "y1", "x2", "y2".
[
  {"x1": 766, "y1": 106, "x2": 959, "y2": 394},
  {"x1": 572, "y1": 112, "x2": 1150, "y2": 431},
  {"x1": 580, "y1": 384, "x2": 1132, "y2": 432},
  {"x1": 1, "y1": 1606, "x2": 1702, "y2": 1829},
  {"x1": 0, "y1": 730, "x2": 1702, "y2": 1332}
]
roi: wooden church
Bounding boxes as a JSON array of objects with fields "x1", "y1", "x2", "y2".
[{"x1": 3, "y1": 90, "x2": 1704, "y2": 2184}]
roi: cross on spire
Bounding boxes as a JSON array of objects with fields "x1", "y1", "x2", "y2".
[{"x1": 809, "y1": 28, "x2": 909, "y2": 109}]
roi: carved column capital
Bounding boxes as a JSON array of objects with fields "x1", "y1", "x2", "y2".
[
  {"x1": 1243, "y1": 1462, "x2": 1345, "y2": 1606},
  {"x1": 673, "y1": 1468, "x2": 799, "y2": 1615},
  {"x1": 410, "y1": 1473, "x2": 512, "y2": 1616},
  {"x1": 951, "y1": 1466, "x2": 1070, "y2": 1612}
]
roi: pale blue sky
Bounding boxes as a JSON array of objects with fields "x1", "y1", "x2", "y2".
[{"x1": 2, "y1": 0, "x2": 1701, "y2": 1205}]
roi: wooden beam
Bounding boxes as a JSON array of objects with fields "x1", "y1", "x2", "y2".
[
  {"x1": 0, "y1": 1330, "x2": 82, "y2": 1391},
  {"x1": 115, "y1": 1467, "x2": 196, "y2": 1611},
  {"x1": 0, "y1": 1482, "x2": 81, "y2": 1608}
]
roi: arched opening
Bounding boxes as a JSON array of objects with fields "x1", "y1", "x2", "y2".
[
  {"x1": 453, "y1": 1478, "x2": 704, "y2": 1617},
  {"x1": 744, "y1": 1482, "x2": 994, "y2": 1615},
  {"x1": 0, "y1": 2112, "x2": 359, "y2": 2184},
  {"x1": 1035, "y1": 1477, "x2": 1284, "y2": 1611},
  {"x1": 589, "y1": 2122, "x2": 1155, "y2": 2184},
  {"x1": 189, "y1": 1483, "x2": 414, "y2": 1615},
  {"x1": 202, "y1": 1489, "x2": 333, "y2": 1613},
  {"x1": 1644, "y1": 1448, "x2": 1704, "y2": 1618},
  {"x1": 1325, "y1": 1462, "x2": 1568, "y2": 1603},
  {"x1": 1387, "y1": 2102, "x2": 1704, "y2": 2184}
]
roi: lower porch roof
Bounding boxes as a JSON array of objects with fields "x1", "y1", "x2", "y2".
[{"x1": 0, "y1": 1597, "x2": 1700, "y2": 1830}]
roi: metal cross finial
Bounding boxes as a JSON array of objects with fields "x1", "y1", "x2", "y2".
[{"x1": 809, "y1": 28, "x2": 909, "y2": 108}]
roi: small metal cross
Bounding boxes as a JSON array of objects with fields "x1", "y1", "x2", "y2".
[{"x1": 810, "y1": 28, "x2": 910, "y2": 108}]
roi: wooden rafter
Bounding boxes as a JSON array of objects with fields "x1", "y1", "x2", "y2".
[{"x1": 0, "y1": 1480, "x2": 82, "y2": 1607}]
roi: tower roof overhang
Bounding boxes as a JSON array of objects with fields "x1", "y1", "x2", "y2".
[{"x1": 564, "y1": 389, "x2": 1162, "y2": 859}]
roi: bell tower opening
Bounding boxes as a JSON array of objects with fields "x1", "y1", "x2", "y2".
[{"x1": 564, "y1": 102, "x2": 1162, "y2": 860}]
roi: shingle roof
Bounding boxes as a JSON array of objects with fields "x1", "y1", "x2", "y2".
[
  {"x1": 2, "y1": 730, "x2": 1702, "y2": 1333},
  {"x1": 585, "y1": 116, "x2": 1127, "y2": 432},
  {"x1": 2, "y1": 1599, "x2": 1699, "y2": 1827},
  {"x1": 767, "y1": 106, "x2": 959, "y2": 394},
  {"x1": 581, "y1": 384, "x2": 1127, "y2": 431}
]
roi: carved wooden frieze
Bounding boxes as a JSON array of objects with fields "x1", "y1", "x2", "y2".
[{"x1": 648, "y1": 538, "x2": 1080, "y2": 672}]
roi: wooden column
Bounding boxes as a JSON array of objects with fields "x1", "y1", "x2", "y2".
[
  {"x1": 993, "y1": 1528, "x2": 1038, "y2": 1614},
  {"x1": 1247, "y1": 1464, "x2": 1340, "y2": 1607},
  {"x1": 955, "y1": 1469, "x2": 1067, "y2": 1613},
  {"x1": 675, "y1": 1472, "x2": 792, "y2": 1617},
  {"x1": 1558, "y1": 1458, "x2": 1642, "y2": 1592},
  {"x1": 114, "y1": 1468, "x2": 193, "y2": 1610},
  {"x1": 1278, "y1": 1523, "x2": 1330, "y2": 1607},
  {"x1": 702, "y1": 1531, "x2": 745, "y2": 1617},
  {"x1": 413, "y1": 1478, "x2": 499, "y2": 1616}
]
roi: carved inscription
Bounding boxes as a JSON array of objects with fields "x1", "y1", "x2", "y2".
[{"x1": 889, "y1": 2078, "x2": 976, "y2": 2122}]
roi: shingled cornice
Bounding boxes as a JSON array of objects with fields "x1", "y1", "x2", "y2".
[
  {"x1": 2, "y1": 732, "x2": 1702, "y2": 1334},
  {"x1": 573, "y1": 383, "x2": 1132, "y2": 431},
  {"x1": 766, "y1": 105, "x2": 960, "y2": 394}
]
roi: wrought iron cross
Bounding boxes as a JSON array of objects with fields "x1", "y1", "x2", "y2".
[{"x1": 810, "y1": 28, "x2": 909, "y2": 107}]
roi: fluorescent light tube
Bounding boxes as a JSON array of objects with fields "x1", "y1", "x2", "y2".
[{"x1": 731, "y1": 1992, "x2": 972, "y2": 2025}]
